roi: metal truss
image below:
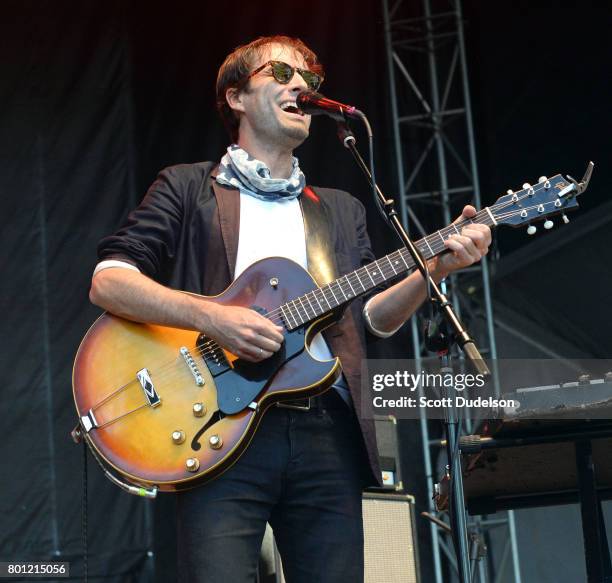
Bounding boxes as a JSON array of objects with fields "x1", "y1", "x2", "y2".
[{"x1": 382, "y1": 0, "x2": 522, "y2": 581}]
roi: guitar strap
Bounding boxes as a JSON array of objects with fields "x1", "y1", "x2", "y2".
[{"x1": 300, "y1": 185, "x2": 340, "y2": 288}]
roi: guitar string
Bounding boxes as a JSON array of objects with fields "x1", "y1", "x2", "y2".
[
  {"x1": 86, "y1": 190, "x2": 561, "y2": 415},
  {"x1": 191, "y1": 193, "x2": 564, "y2": 367},
  {"x1": 190, "y1": 192, "x2": 558, "y2": 356}
]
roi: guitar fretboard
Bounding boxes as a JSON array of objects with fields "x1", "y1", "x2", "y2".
[{"x1": 279, "y1": 208, "x2": 497, "y2": 330}]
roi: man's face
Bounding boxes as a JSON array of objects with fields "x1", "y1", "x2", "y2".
[{"x1": 233, "y1": 43, "x2": 313, "y2": 149}]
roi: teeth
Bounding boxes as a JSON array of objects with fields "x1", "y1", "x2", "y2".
[{"x1": 280, "y1": 101, "x2": 297, "y2": 111}]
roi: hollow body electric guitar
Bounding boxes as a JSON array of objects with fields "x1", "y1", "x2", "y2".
[{"x1": 73, "y1": 169, "x2": 590, "y2": 494}]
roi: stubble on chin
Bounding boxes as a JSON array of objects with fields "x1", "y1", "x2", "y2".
[{"x1": 282, "y1": 124, "x2": 309, "y2": 149}]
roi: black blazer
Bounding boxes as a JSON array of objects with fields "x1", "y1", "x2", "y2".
[{"x1": 99, "y1": 161, "x2": 382, "y2": 486}]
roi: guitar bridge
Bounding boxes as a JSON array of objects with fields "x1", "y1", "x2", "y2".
[{"x1": 180, "y1": 347, "x2": 205, "y2": 386}]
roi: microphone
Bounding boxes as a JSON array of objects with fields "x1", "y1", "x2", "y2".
[{"x1": 296, "y1": 90, "x2": 363, "y2": 121}]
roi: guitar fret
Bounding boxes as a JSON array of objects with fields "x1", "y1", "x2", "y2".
[
  {"x1": 327, "y1": 283, "x2": 339, "y2": 305},
  {"x1": 305, "y1": 292, "x2": 318, "y2": 316},
  {"x1": 345, "y1": 275, "x2": 357, "y2": 297},
  {"x1": 290, "y1": 300, "x2": 305, "y2": 324},
  {"x1": 320, "y1": 286, "x2": 333, "y2": 310},
  {"x1": 452, "y1": 223, "x2": 460, "y2": 234},
  {"x1": 375, "y1": 260, "x2": 384, "y2": 279},
  {"x1": 317, "y1": 287, "x2": 332, "y2": 309},
  {"x1": 398, "y1": 250, "x2": 410, "y2": 269},
  {"x1": 437, "y1": 230, "x2": 445, "y2": 245},
  {"x1": 379, "y1": 262, "x2": 390, "y2": 280},
  {"x1": 365, "y1": 266, "x2": 376, "y2": 287},
  {"x1": 375, "y1": 259, "x2": 389, "y2": 283},
  {"x1": 386, "y1": 255, "x2": 398, "y2": 275},
  {"x1": 280, "y1": 305, "x2": 297, "y2": 329},
  {"x1": 416, "y1": 241, "x2": 430, "y2": 260},
  {"x1": 311, "y1": 290, "x2": 324, "y2": 312},
  {"x1": 335, "y1": 281, "x2": 348, "y2": 301},
  {"x1": 390, "y1": 255, "x2": 401, "y2": 271},
  {"x1": 380, "y1": 269, "x2": 391, "y2": 281},
  {"x1": 354, "y1": 270, "x2": 368, "y2": 292},
  {"x1": 424, "y1": 237, "x2": 435, "y2": 255},
  {"x1": 297, "y1": 296, "x2": 313, "y2": 320},
  {"x1": 286, "y1": 300, "x2": 300, "y2": 323},
  {"x1": 289, "y1": 301, "x2": 302, "y2": 326}
]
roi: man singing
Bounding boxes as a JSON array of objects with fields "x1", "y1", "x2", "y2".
[{"x1": 90, "y1": 35, "x2": 491, "y2": 583}]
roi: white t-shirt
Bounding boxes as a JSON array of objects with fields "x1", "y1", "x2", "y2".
[{"x1": 234, "y1": 193, "x2": 337, "y2": 365}]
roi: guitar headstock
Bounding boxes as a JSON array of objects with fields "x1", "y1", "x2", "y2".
[{"x1": 490, "y1": 163, "x2": 593, "y2": 234}]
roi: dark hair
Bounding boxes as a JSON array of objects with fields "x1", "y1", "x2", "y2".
[{"x1": 216, "y1": 35, "x2": 324, "y2": 143}]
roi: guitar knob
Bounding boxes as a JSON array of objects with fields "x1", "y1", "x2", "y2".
[
  {"x1": 185, "y1": 458, "x2": 200, "y2": 472},
  {"x1": 172, "y1": 430, "x2": 185, "y2": 445},
  {"x1": 562, "y1": 214, "x2": 570, "y2": 224},
  {"x1": 527, "y1": 225, "x2": 537, "y2": 235},
  {"x1": 544, "y1": 220, "x2": 553, "y2": 230},
  {"x1": 209, "y1": 434, "x2": 223, "y2": 450},
  {"x1": 193, "y1": 402, "x2": 206, "y2": 417}
]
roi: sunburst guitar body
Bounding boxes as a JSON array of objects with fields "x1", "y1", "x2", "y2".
[{"x1": 73, "y1": 257, "x2": 341, "y2": 492}]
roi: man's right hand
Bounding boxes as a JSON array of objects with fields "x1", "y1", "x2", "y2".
[
  {"x1": 200, "y1": 302, "x2": 285, "y2": 363},
  {"x1": 90, "y1": 268, "x2": 285, "y2": 363}
]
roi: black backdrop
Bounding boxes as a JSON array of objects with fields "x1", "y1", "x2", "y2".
[{"x1": 1, "y1": 1, "x2": 610, "y2": 581}]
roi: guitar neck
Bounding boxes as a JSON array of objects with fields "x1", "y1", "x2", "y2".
[{"x1": 279, "y1": 208, "x2": 497, "y2": 330}]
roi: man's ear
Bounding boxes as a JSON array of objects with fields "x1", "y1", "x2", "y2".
[{"x1": 226, "y1": 87, "x2": 245, "y2": 114}]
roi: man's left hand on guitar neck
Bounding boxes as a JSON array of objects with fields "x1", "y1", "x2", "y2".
[{"x1": 363, "y1": 205, "x2": 492, "y2": 337}]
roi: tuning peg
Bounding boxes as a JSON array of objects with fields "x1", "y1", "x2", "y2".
[
  {"x1": 562, "y1": 214, "x2": 570, "y2": 224},
  {"x1": 507, "y1": 189, "x2": 514, "y2": 195},
  {"x1": 544, "y1": 220, "x2": 554, "y2": 229},
  {"x1": 523, "y1": 182, "x2": 534, "y2": 196},
  {"x1": 538, "y1": 175, "x2": 551, "y2": 189},
  {"x1": 527, "y1": 225, "x2": 537, "y2": 235}
]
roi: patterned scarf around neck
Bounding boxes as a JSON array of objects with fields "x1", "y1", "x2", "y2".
[{"x1": 215, "y1": 144, "x2": 305, "y2": 202}]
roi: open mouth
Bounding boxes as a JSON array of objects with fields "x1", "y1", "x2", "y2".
[{"x1": 279, "y1": 102, "x2": 305, "y2": 116}]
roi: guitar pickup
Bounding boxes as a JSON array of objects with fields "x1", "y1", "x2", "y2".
[{"x1": 137, "y1": 368, "x2": 161, "y2": 407}]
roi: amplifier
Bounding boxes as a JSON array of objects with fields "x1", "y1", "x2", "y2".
[{"x1": 363, "y1": 493, "x2": 420, "y2": 583}]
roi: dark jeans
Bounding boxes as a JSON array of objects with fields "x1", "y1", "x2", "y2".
[{"x1": 177, "y1": 391, "x2": 368, "y2": 583}]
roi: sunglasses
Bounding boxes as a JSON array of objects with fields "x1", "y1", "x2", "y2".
[{"x1": 242, "y1": 60, "x2": 323, "y2": 92}]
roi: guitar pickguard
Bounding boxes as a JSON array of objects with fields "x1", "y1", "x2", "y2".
[{"x1": 212, "y1": 327, "x2": 306, "y2": 415}]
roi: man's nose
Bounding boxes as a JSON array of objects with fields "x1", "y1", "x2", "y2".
[{"x1": 289, "y1": 71, "x2": 308, "y2": 92}]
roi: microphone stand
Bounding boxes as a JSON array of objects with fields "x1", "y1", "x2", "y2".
[{"x1": 337, "y1": 120, "x2": 488, "y2": 583}]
